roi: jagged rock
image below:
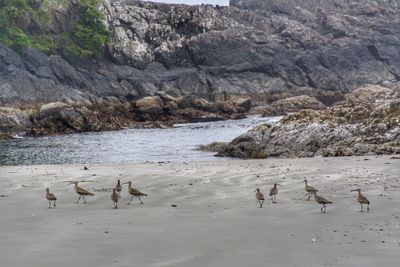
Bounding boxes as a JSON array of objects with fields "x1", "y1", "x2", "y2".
[
  {"x1": 263, "y1": 95, "x2": 326, "y2": 116},
  {"x1": 198, "y1": 142, "x2": 228, "y2": 152},
  {"x1": 133, "y1": 96, "x2": 164, "y2": 120},
  {"x1": 227, "y1": 96, "x2": 252, "y2": 112},
  {"x1": 176, "y1": 96, "x2": 216, "y2": 112},
  {"x1": 218, "y1": 84, "x2": 400, "y2": 158},
  {"x1": 174, "y1": 108, "x2": 224, "y2": 123},
  {"x1": 0, "y1": 107, "x2": 32, "y2": 133},
  {"x1": 155, "y1": 91, "x2": 176, "y2": 102},
  {"x1": 39, "y1": 102, "x2": 71, "y2": 118},
  {"x1": 38, "y1": 102, "x2": 85, "y2": 131}
]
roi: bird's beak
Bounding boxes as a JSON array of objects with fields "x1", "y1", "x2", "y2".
[
  {"x1": 67, "y1": 182, "x2": 75, "y2": 185},
  {"x1": 350, "y1": 189, "x2": 356, "y2": 192},
  {"x1": 122, "y1": 182, "x2": 129, "y2": 185},
  {"x1": 277, "y1": 184, "x2": 282, "y2": 186}
]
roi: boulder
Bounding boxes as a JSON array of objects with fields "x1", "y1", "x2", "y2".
[
  {"x1": 39, "y1": 102, "x2": 71, "y2": 118},
  {"x1": 263, "y1": 95, "x2": 326, "y2": 116},
  {"x1": 228, "y1": 96, "x2": 252, "y2": 112},
  {"x1": 39, "y1": 102, "x2": 85, "y2": 131},
  {"x1": 176, "y1": 96, "x2": 216, "y2": 112},
  {"x1": 0, "y1": 107, "x2": 32, "y2": 133},
  {"x1": 133, "y1": 96, "x2": 164, "y2": 120}
]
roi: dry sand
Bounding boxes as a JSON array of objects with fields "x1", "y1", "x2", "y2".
[{"x1": 0, "y1": 156, "x2": 399, "y2": 267}]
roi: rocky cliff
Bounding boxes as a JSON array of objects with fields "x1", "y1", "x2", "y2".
[
  {"x1": 2, "y1": 0, "x2": 400, "y2": 105},
  {"x1": 217, "y1": 83, "x2": 400, "y2": 158},
  {"x1": 1, "y1": 0, "x2": 400, "y2": 138}
]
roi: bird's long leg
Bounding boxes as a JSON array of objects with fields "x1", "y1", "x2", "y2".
[
  {"x1": 137, "y1": 196, "x2": 143, "y2": 204},
  {"x1": 75, "y1": 195, "x2": 81, "y2": 204},
  {"x1": 367, "y1": 204, "x2": 370, "y2": 211},
  {"x1": 48, "y1": 200, "x2": 51, "y2": 209},
  {"x1": 259, "y1": 200, "x2": 263, "y2": 208},
  {"x1": 307, "y1": 193, "x2": 311, "y2": 201},
  {"x1": 127, "y1": 196, "x2": 133, "y2": 205},
  {"x1": 82, "y1": 195, "x2": 87, "y2": 203},
  {"x1": 274, "y1": 195, "x2": 277, "y2": 203},
  {"x1": 360, "y1": 203, "x2": 363, "y2": 212},
  {"x1": 53, "y1": 200, "x2": 56, "y2": 208},
  {"x1": 323, "y1": 204, "x2": 326, "y2": 213}
]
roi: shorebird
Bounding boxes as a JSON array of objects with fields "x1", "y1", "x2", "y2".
[
  {"x1": 313, "y1": 192, "x2": 332, "y2": 213},
  {"x1": 351, "y1": 189, "x2": 370, "y2": 212},
  {"x1": 269, "y1": 183, "x2": 281, "y2": 203},
  {"x1": 45, "y1": 188, "x2": 57, "y2": 208},
  {"x1": 122, "y1": 181, "x2": 147, "y2": 205},
  {"x1": 304, "y1": 179, "x2": 318, "y2": 200},
  {"x1": 68, "y1": 181, "x2": 94, "y2": 204},
  {"x1": 114, "y1": 180, "x2": 122, "y2": 198},
  {"x1": 111, "y1": 188, "x2": 119, "y2": 209},
  {"x1": 255, "y1": 188, "x2": 265, "y2": 208}
]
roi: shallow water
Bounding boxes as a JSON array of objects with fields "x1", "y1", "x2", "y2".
[{"x1": 0, "y1": 116, "x2": 280, "y2": 166}]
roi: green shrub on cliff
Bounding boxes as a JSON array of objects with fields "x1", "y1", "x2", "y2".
[
  {"x1": 62, "y1": 0, "x2": 110, "y2": 58},
  {"x1": 0, "y1": 0, "x2": 32, "y2": 52},
  {"x1": 0, "y1": 0, "x2": 110, "y2": 58}
]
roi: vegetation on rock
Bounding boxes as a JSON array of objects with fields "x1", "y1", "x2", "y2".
[{"x1": 0, "y1": 0, "x2": 109, "y2": 58}]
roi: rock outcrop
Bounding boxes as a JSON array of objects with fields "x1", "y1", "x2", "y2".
[
  {"x1": 0, "y1": 94, "x2": 251, "y2": 138},
  {"x1": 218, "y1": 84, "x2": 400, "y2": 158},
  {"x1": 2, "y1": 0, "x2": 400, "y2": 106},
  {"x1": 1, "y1": 0, "x2": 400, "y2": 138},
  {"x1": 261, "y1": 95, "x2": 326, "y2": 116}
]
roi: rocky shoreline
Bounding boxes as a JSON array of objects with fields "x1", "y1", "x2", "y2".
[
  {"x1": 2, "y1": 0, "x2": 400, "y2": 147},
  {"x1": 215, "y1": 84, "x2": 400, "y2": 158},
  {"x1": 0, "y1": 94, "x2": 252, "y2": 139}
]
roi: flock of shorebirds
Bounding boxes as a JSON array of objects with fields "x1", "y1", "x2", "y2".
[
  {"x1": 255, "y1": 179, "x2": 370, "y2": 213},
  {"x1": 45, "y1": 179, "x2": 147, "y2": 209},
  {"x1": 45, "y1": 178, "x2": 370, "y2": 213}
]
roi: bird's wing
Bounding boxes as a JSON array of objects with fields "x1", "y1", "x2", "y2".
[
  {"x1": 77, "y1": 187, "x2": 94, "y2": 196},
  {"x1": 47, "y1": 193, "x2": 57, "y2": 200},
  {"x1": 320, "y1": 196, "x2": 332, "y2": 204},
  {"x1": 359, "y1": 195, "x2": 370, "y2": 204}
]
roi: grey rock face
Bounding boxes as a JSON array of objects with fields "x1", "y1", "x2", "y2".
[{"x1": 1, "y1": 0, "x2": 400, "y2": 107}]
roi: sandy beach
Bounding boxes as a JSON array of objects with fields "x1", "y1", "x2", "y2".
[{"x1": 1, "y1": 156, "x2": 399, "y2": 267}]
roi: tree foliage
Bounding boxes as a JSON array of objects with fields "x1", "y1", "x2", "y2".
[
  {"x1": 0, "y1": 0, "x2": 110, "y2": 58},
  {"x1": 63, "y1": 0, "x2": 110, "y2": 58}
]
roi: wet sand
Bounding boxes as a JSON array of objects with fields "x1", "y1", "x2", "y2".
[{"x1": 0, "y1": 155, "x2": 399, "y2": 267}]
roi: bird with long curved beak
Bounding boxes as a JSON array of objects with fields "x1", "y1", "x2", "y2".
[
  {"x1": 45, "y1": 188, "x2": 57, "y2": 208},
  {"x1": 68, "y1": 181, "x2": 94, "y2": 204},
  {"x1": 304, "y1": 179, "x2": 318, "y2": 200},
  {"x1": 351, "y1": 189, "x2": 370, "y2": 212},
  {"x1": 313, "y1": 192, "x2": 332, "y2": 213},
  {"x1": 114, "y1": 180, "x2": 122, "y2": 199},
  {"x1": 122, "y1": 181, "x2": 147, "y2": 205},
  {"x1": 255, "y1": 188, "x2": 265, "y2": 208},
  {"x1": 111, "y1": 188, "x2": 119, "y2": 209},
  {"x1": 269, "y1": 183, "x2": 281, "y2": 203}
]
